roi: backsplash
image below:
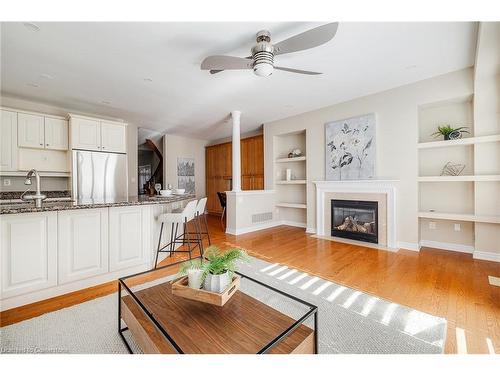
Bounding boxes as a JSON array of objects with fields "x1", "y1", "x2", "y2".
[
  {"x1": 0, "y1": 176, "x2": 70, "y2": 192},
  {"x1": 0, "y1": 190, "x2": 71, "y2": 200}
]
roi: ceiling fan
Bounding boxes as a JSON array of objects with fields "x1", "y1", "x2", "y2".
[{"x1": 201, "y1": 23, "x2": 338, "y2": 77}]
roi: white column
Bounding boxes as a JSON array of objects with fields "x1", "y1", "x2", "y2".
[{"x1": 231, "y1": 110, "x2": 242, "y2": 192}]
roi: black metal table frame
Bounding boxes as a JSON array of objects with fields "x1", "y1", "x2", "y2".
[{"x1": 118, "y1": 256, "x2": 319, "y2": 354}]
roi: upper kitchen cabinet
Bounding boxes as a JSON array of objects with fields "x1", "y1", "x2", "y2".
[
  {"x1": 0, "y1": 109, "x2": 18, "y2": 171},
  {"x1": 70, "y1": 116, "x2": 101, "y2": 151},
  {"x1": 44, "y1": 117, "x2": 69, "y2": 150},
  {"x1": 17, "y1": 112, "x2": 69, "y2": 151},
  {"x1": 18, "y1": 112, "x2": 44, "y2": 149},
  {"x1": 69, "y1": 114, "x2": 127, "y2": 153},
  {"x1": 101, "y1": 121, "x2": 127, "y2": 153}
]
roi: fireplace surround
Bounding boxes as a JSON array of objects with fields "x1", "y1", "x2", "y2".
[
  {"x1": 331, "y1": 199, "x2": 379, "y2": 244},
  {"x1": 314, "y1": 180, "x2": 398, "y2": 249}
]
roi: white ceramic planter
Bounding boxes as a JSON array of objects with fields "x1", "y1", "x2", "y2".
[
  {"x1": 187, "y1": 268, "x2": 204, "y2": 289},
  {"x1": 203, "y1": 271, "x2": 231, "y2": 293}
]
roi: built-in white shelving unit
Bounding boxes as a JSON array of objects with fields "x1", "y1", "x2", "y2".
[
  {"x1": 275, "y1": 180, "x2": 307, "y2": 185},
  {"x1": 417, "y1": 134, "x2": 500, "y2": 149},
  {"x1": 275, "y1": 156, "x2": 307, "y2": 163},
  {"x1": 273, "y1": 130, "x2": 307, "y2": 226},
  {"x1": 276, "y1": 202, "x2": 307, "y2": 209},
  {"x1": 418, "y1": 175, "x2": 500, "y2": 182},
  {"x1": 418, "y1": 211, "x2": 500, "y2": 224},
  {"x1": 417, "y1": 95, "x2": 500, "y2": 257}
]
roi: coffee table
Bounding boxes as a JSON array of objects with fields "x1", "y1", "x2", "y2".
[{"x1": 118, "y1": 258, "x2": 318, "y2": 354}]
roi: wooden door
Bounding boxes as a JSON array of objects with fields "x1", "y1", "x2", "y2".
[
  {"x1": 222, "y1": 142, "x2": 232, "y2": 178},
  {"x1": 18, "y1": 112, "x2": 45, "y2": 149},
  {"x1": 58, "y1": 208, "x2": 109, "y2": 284},
  {"x1": 101, "y1": 121, "x2": 127, "y2": 153},
  {"x1": 44, "y1": 117, "x2": 69, "y2": 150}
]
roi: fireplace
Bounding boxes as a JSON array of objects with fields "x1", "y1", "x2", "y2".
[{"x1": 331, "y1": 199, "x2": 378, "y2": 244}]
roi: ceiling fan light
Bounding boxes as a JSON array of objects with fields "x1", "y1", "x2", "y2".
[{"x1": 253, "y1": 62, "x2": 273, "y2": 77}]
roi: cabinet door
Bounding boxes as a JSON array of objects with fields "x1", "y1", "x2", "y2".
[
  {"x1": 58, "y1": 208, "x2": 109, "y2": 284},
  {"x1": 18, "y1": 112, "x2": 44, "y2": 149},
  {"x1": 0, "y1": 110, "x2": 18, "y2": 171},
  {"x1": 71, "y1": 117, "x2": 101, "y2": 151},
  {"x1": 240, "y1": 138, "x2": 251, "y2": 176},
  {"x1": 241, "y1": 175, "x2": 252, "y2": 191},
  {"x1": 205, "y1": 146, "x2": 216, "y2": 178},
  {"x1": 45, "y1": 117, "x2": 69, "y2": 150},
  {"x1": 109, "y1": 206, "x2": 151, "y2": 271},
  {"x1": 252, "y1": 175, "x2": 264, "y2": 190},
  {"x1": 252, "y1": 135, "x2": 264, "y2": 176},
  {"x1": 101, "y1": 121, "x2": 127, "y2": 153},
  {"x1": 1, "y1": 212, "x2": 57, "y2": 298},
  {"x1": 222, "y1": 142, "x2": 232, "y2": 178}
]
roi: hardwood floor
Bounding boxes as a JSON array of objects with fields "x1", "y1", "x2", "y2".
[{"x1": 1, "y1": 215, "x2": 499, "y2": 354}]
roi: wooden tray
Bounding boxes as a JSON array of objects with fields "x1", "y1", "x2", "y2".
[{"x1": 171, "y1": 275, "x2": 240, "y2": 306}]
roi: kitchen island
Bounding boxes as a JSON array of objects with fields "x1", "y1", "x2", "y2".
[{"x1": 0, "y1": 194, "x2": 195, "y2": 311}]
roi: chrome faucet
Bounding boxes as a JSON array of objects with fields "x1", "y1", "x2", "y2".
[{"x1": 22, "y1": 169, "x2": 47, "y2": 208}]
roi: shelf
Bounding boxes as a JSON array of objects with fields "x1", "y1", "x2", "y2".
[
  {"x1": 418, "y1": 175, "x2": 500, "y2": 182},
  {"x1": 417, "y1": 134, "x2": 500, "y2": 149},
  {"x1": 276, "y1": 202, "x2": 307, "y2": 209},
  {"x1": 275, "y1": 180, "x2": 307, "y2": 185},
  {"x1": 418, "y1": 211, "x2": 500, "y2": 224},
  {"x1": 275, "y1": 156, "x2": 306, "y2": 163},
  {"x1": 0, "y1": 171, "x2": 71, "y2": 177}
]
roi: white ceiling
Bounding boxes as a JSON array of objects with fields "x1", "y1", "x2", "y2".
[{"x1": 1, "y1": 22, "x2": 477, "y2": 140}]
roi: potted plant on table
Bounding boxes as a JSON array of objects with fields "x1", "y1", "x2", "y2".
[
  {"x1": 431, "y1": 125, "x2": 469, "y2": 141},
  {"x1": 177, "y1": 246, "x2": 249, "y2": 293}
]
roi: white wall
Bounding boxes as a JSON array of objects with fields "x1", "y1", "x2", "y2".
[
  {"x1": 264, "y1": 68, "x2": 474, "y2": 247},
  {"x1": 163, "y1": 134, "x2": 208, "y2": 198},
  {"x1": 0, "y1": 96, "x2": 139, "y2": 197}
]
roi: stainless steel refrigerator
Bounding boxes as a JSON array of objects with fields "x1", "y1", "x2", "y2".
[{"x1": 72, "y1": 150, "x2": 128, "y2": 201}]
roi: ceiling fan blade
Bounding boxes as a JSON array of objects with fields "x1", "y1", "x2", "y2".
[
  {"x1": 273, "y1": 22, "x2": 339, "y2": 56},
  {"x1": 209, "y1": 70, "x2": 224, "y2": 74},
  {"x1": 275, "y1": 66, "x2": 322, "y2": 75},
  {"x1": 201, "y1": 55, "x2": 253, "y2": 71}
]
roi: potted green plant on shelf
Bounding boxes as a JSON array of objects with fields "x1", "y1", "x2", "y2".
[
  {"x1": 431, "y1": 125, "x2": 469, "y2": 141},
  {"x1": 177, "y1": 246, "x2": 249, "y2": 293}
]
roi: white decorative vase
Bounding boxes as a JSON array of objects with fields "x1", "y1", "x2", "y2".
[
  {"x1": 203, "y1": 271, "x2": 231, "y2": 293},
  {"x1": 285, "y1": 168, "x2": 292, "y2": 181},
  {"x1": 187, "y1": 268, "x2": 204, "y2": 289}
]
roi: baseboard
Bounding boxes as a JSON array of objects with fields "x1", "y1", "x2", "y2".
[
  {"x1": 280, "y1": 220, "x2": 307, "y2": 228},
  {"x1": 419, "y1": 240, "x2": 474, "y2": 254},
  {"x1": 226, "y1": 220, "x2": 307, "y2": 235},
  {"x1": 398, "y1": 241, "x2": 420, "y2": 251},
  {"x1": 306, "y1": 227, "x2": 316, "y2": 234},
  {"x1": 225, "y1": 221, "x2": 282, "y2": 235},
  {"x1": 473, "y1": 251, "x2": 500, "y2": 263}
]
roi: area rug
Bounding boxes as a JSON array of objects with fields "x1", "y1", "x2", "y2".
[{"x1": 0, "y1": 256, "x2": 446, "y2": 354}]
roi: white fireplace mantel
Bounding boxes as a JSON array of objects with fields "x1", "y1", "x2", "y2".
[{"x1": 313, "y1": 180, "x2": 399, "y2": 249}]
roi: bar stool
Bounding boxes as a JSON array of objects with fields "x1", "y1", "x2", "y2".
[
  {"x1": 195, "y1": 197, "x2": 211, "y2": 248},
  {"x1": 154, "y1": 200, "x2": 202, "y2": 269}
]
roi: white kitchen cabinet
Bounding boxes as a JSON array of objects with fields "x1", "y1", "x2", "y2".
[
  {"x1": 0, "y1": 109, "x2": 18, "y2": 171},
  {"x1": 70, "y1": 116, "x2": 101, "y2": 151},
  {"x1": 109, "y1": 205, "x2": 151, "y2": 271},
  {"x1": 0, "y1": 212, "x2": 57, "y2": 298},
  {"x1": 101, "y1": 121, "x2": 127, "y2": 153},
  {"x1": 18, "y1": 112, "x2": 44, "y2": 149},
  {"x1": 69, "y1": 115, "x2": 127, "y2": 153},
  {"x1": 58, "y1": 208, "x2": 109, "y2": 284},
  {"x1": 44, "y1": 117, "x2": 69, "y2": 150}
]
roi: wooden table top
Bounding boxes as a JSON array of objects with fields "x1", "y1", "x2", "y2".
[{"x1": 122, "y1": 280, "x2": 314, "y2": 354}]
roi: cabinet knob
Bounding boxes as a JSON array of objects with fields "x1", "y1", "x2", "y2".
[
  {"x1": 46, "y1": 144, "x2": 49, "y2": 146},
  {"x1": 39, "y1": 143, "x2": 43, "y2": 146},
  {"x1": 102, "y1": 146, "x2": 105, "y2": 149}
]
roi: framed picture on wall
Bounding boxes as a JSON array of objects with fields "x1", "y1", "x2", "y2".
[
  {"x1": 177, "y1": 157, "x2": 195, "y2": 193},
  {"x1": 325, "y1": 113, "x2": 376, "y2": 180}
]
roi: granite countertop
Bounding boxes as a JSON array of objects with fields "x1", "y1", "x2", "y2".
[{"x1": 0, "y1": 194, "x2": 195, "y2": 215}]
